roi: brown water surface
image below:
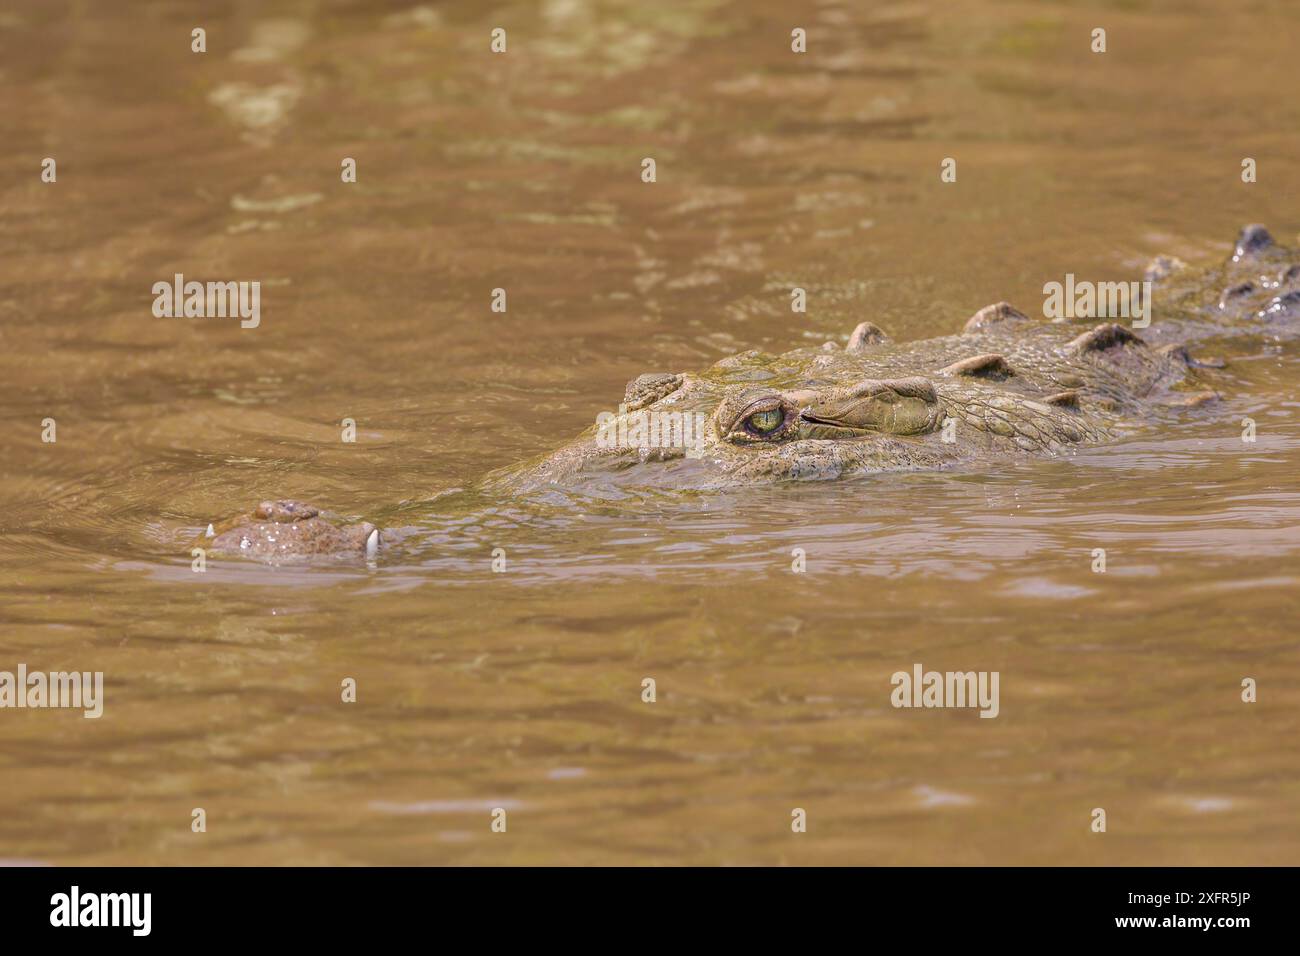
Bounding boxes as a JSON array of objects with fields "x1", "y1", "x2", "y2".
[{"x1": 1, "y1": 0, "x2": 1298, "y2": 864}]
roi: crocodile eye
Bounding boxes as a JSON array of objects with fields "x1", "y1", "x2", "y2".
[
  {"x1": 716, "y1": 392, "x2": 793, "y2": 444},
  {"x1": 745, "y1": 408, "x2": 784, "y2": 434}
]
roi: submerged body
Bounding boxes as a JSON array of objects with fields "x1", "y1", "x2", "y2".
[{"x1": 204, "y1": 225, "x2": 1299, "y2": 559}]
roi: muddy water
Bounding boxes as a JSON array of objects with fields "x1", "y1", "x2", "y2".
[{"x1": 2, "y1": 0, "x2": 1299, "y2": 865}]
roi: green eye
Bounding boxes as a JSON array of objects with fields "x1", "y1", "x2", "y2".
[{"x1": 745, "y1": 408, "x2": 784, "y2": 434}]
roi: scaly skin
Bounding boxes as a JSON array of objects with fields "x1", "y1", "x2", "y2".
[
  {"x1": 487, "y1": 317, "x2": 1165, "y2": 491},
  {"x1": 203, "y1": 224, "x2": 1299, "y2": 559},
  {"x1": 201, "y1": 500, "x2": 378, "y2": 561}
]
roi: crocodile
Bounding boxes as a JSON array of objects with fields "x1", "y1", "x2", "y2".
[
  {"x1": 202, "y1": 499, "x2": 379, "y2": 560},
  {"x1": 201, "y1": 224, "x2": 1299, "y2": 560}
]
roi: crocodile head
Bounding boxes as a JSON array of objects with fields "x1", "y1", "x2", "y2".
[
  {"x1": 489, "y1": 223, "x2": 1300, "y2": 496},
  {"x1": 487, "y1": 331, "x2": 1124, "y2": 494},
  {"x1": 200, "y1": 499, "x2": 379, "y2": 561},
  {"x1": 203, "y1": 224, "x2": 1297, "y2": 557}
]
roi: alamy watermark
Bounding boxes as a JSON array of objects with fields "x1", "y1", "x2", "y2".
[
  {"x1": 152, "y1": 273, "x2": 260, "y2": 328},
  {"x1": 50, "y1": 886, "x2": 150, "y2": 936},
  {"x1": 595, "y1": 405, "x2": 707, "y2": 458},
  {"x1": 0, "y1": 664, "x2": 103, "y2": 718},
  {"x1": 1043, "y1": 275, "x2": 1150, "y2": 328},
  {"x1": 890, "y1": 663, "x2": 999, "y2": 718}
]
